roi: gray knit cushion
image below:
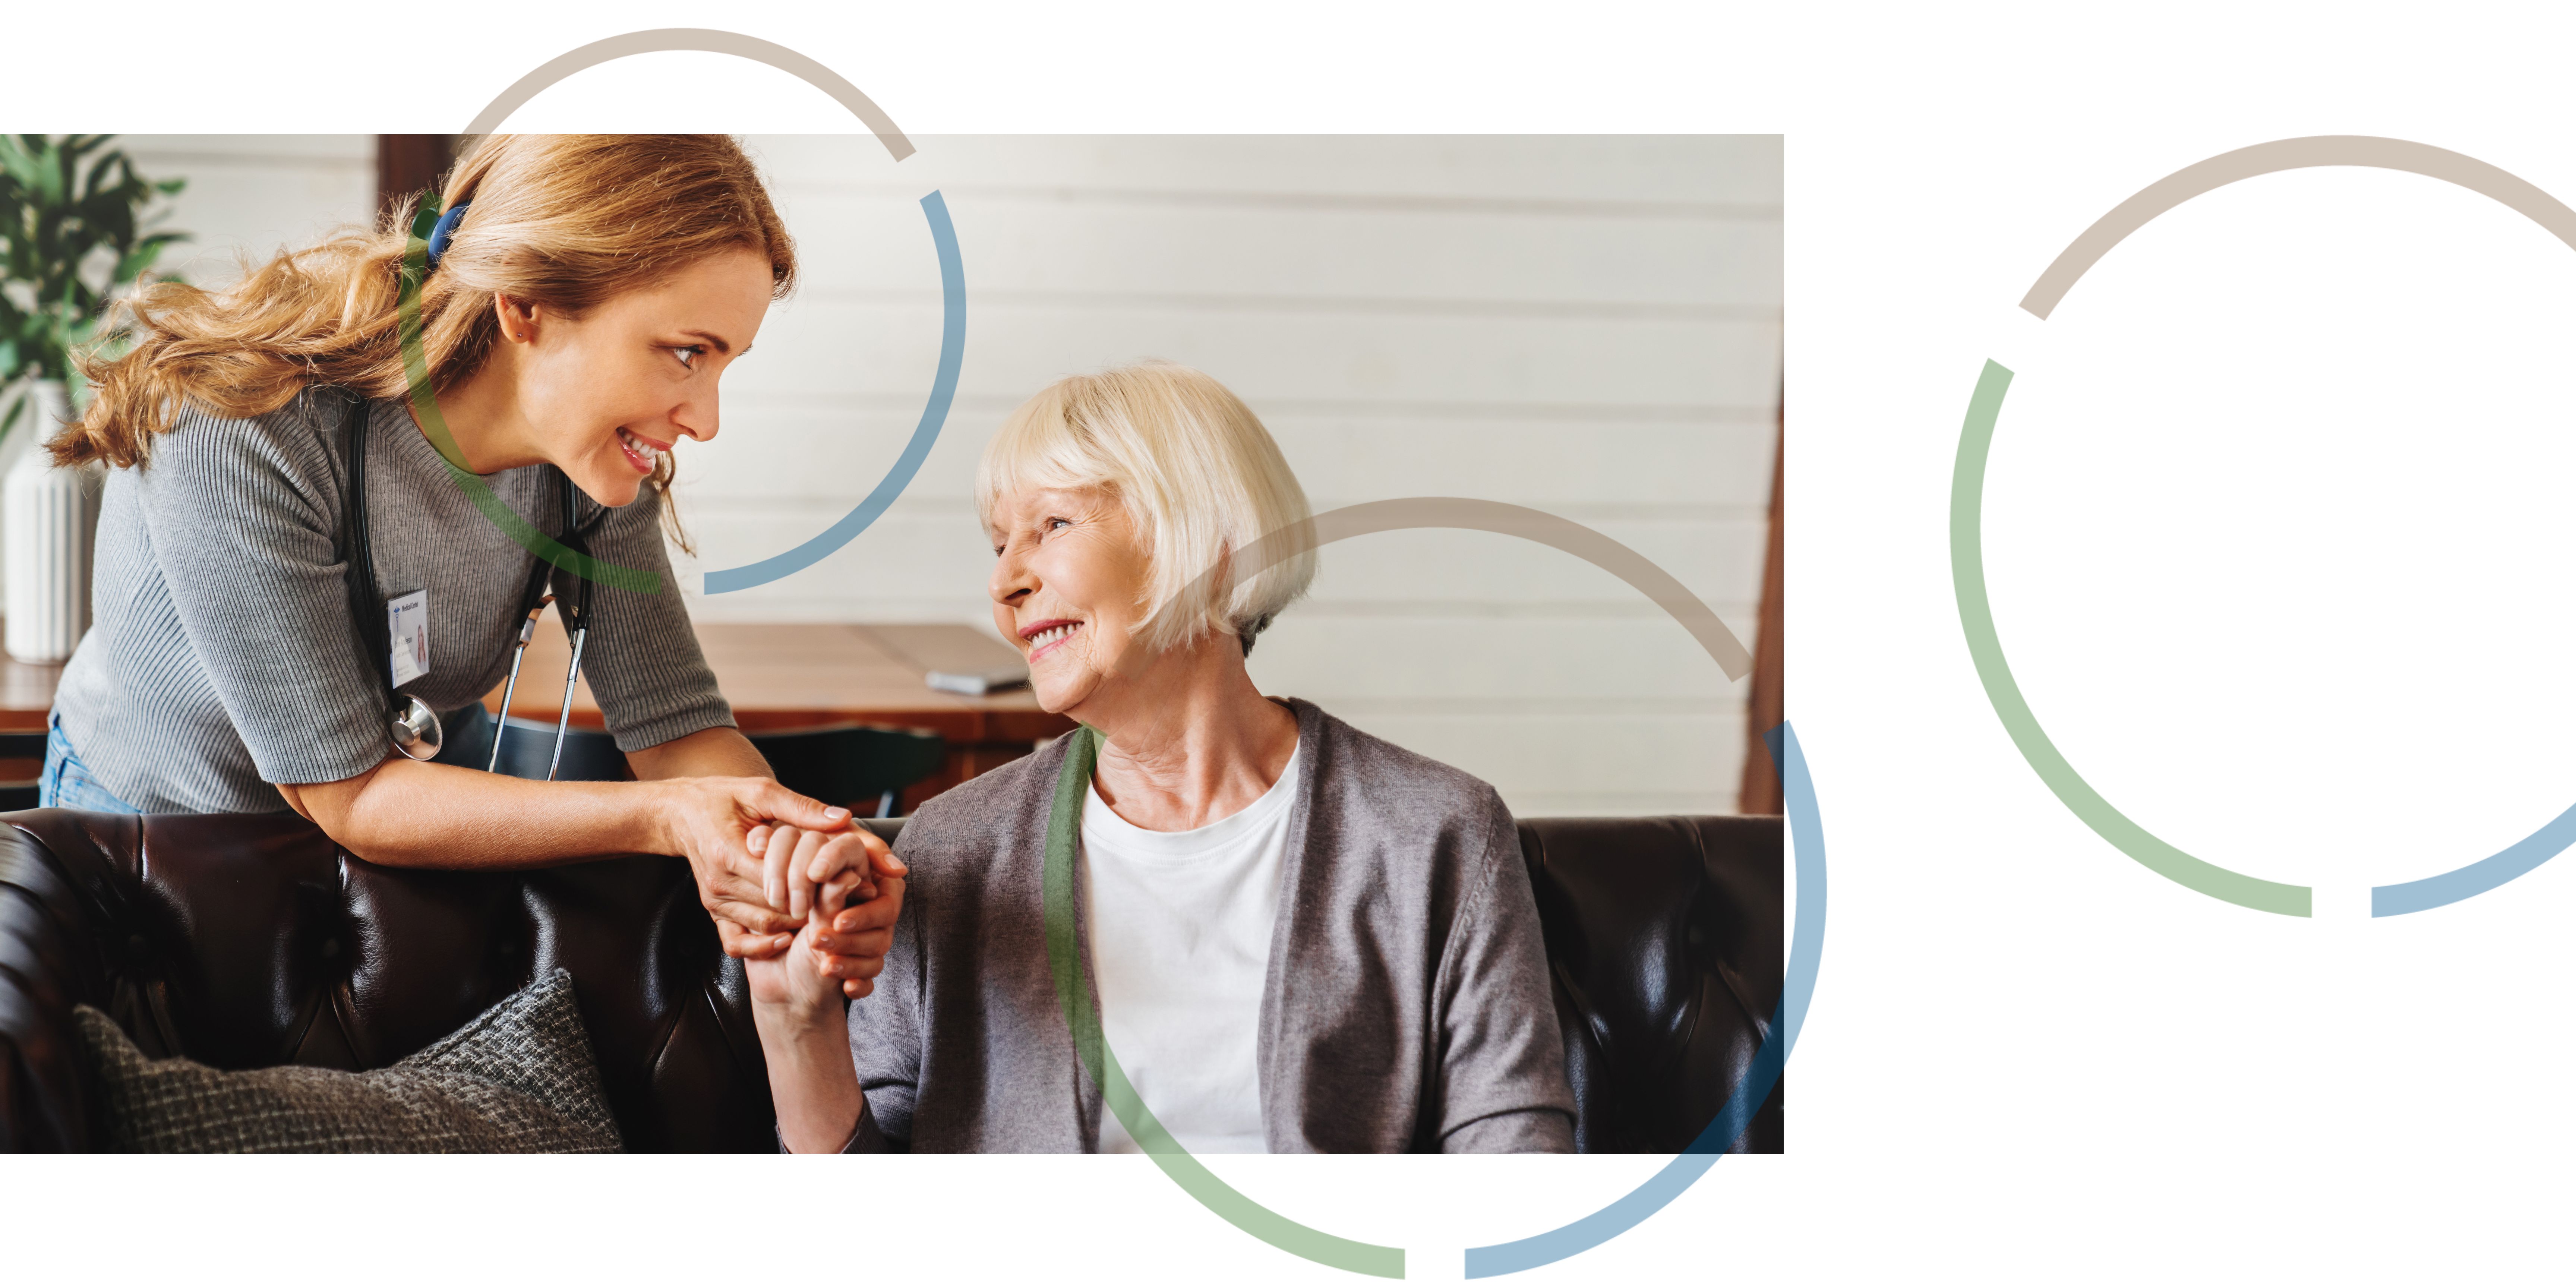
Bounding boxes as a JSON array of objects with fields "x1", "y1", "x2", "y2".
[{"x1": 75, "y1": 969, "x2": 622, "y2": 1153}]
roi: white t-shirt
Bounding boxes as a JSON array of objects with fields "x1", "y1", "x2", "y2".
[{"x1": 1081, "y1": 737, "x2": 1302, "y2": 1154}]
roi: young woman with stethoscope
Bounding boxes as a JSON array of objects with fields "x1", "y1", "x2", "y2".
[{"x1": 42, "y1": 134, "x2": 897, "y2": 972}]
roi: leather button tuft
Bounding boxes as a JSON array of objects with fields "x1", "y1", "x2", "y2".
[
  {"x1": 124, "y1": 933, "x2": 148, "y2": 959},
  {"x1": 318, "y1": 937, "x2": 341, "y2": 961}
]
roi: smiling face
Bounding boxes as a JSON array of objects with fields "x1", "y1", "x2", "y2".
[
  {"x1": 988, "y1": 484, "x2": 1156, "y2": 713},
  {"x1": 500, "y1": 247, "x2": 775, "y2": 506}
]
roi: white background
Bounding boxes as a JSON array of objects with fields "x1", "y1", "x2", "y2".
[{"x1": 8, "y1": 3, "x2": 2576, "y2": 1285}]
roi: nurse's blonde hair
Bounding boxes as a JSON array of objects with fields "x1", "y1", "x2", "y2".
[
  {"x1": 57, "y1": 135, "x2": 796, "y2": 543},
  {"x1": 978, "y1": 362, "x2": 1317, "y2": 657}
]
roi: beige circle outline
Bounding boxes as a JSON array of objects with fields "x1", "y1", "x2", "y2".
[
  {"x1": 1156, "y1": 498, "x2": 1755, "y2": 681},
  {"x1": 463, "y1": 26, "x2": 914, "y2": 158},
  {"x1": 2020, "y1": 135, "x2": 2576, "y2": 319}
]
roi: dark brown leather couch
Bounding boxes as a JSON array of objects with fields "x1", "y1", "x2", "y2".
[{"x1": 0, "y1": 809, "x2": 1780, "y2": 1153}]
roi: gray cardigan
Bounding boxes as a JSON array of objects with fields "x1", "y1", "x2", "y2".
[{"x1": 839, "y1": 697, "x2": 1576, "y2": 1152}]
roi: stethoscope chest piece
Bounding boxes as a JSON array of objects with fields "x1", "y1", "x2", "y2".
[
  {"x1": 389, "y1": 695, "x2": 445, "y2": 762},
  {"x1": 340, "y1": 390, "x2": 588, "y2": 774}
]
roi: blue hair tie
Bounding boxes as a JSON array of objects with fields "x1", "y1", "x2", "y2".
[{"x1": 424, "y1": 199, "x2": 472, "y2": 273}]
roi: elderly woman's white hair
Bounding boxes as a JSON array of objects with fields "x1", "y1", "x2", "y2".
[{"x1": 976, "y1": 361, "x2": 1318, "y2": 656}]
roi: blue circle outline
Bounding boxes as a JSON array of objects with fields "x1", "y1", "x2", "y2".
[
  {"x1": 1982, "y1": 134, "x2": 2576, "y2": 918},
  {"x1": 455, "y1": 28, "x2": 963, "y2": 596},
  {"x1": 1463, "y1": 720, "x2": 1824, "y2": 1276},
  {"x1": 701, "y1": 189, "x2": 963, "y2": 593},
  {"x1": 463, "y1": 31, "x2": 1812, "y2": 1274}
]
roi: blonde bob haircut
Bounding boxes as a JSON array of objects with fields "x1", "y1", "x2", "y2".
[{"x1": 978, "y1": 362, "x2": 1317, "y2": 657}]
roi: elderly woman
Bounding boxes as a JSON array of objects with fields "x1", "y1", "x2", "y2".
[{"x1": 748, "y1": 362, "x2": 1574, "y2": 1153}]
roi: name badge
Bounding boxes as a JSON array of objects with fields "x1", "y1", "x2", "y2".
[{"x1": 387, "y1": 589, "x2": 431, "y2": 687}]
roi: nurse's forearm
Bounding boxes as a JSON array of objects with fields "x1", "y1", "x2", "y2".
[
  {"x1": 275, "y1": 755, "x2": 858, "y2": 949},
  {"x1": 277, "y1": 757, "x2": 694, "y2": 867},
  {"x1": 294, "y1": 729, "x2": 783, "y2": 862}
]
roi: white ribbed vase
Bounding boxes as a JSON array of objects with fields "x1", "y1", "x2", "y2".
[{"x1": 5, "y1": 381, "x2": 101, "y2": 664}]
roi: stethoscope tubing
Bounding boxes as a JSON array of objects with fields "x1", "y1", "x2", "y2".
[
  {"x1": 545, "y1": 626, "x2": 589, "y2": 783},
  {"x1": 343, "y1": 389, "x2": 596, "y2": 780},
  {"x1": 483, "y1": 596, "x2": 550, "y2": 775}
]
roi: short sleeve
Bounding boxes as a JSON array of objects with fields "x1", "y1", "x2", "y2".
[
  {"x1": 561, "y1": 483, "x2": 736, "y2": 753},
  {"x1": 131, "y1": 400, "x2": 392, "y2": 787}
]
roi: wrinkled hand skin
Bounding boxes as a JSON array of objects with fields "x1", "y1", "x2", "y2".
[
  {"x1": 662, "y1": 777, "x2": 863, "y2": 957},
  {"x1": 729, "y1": 824, "x2": 907, "y2": 999}
]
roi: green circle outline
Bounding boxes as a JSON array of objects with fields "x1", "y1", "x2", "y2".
[
  {"x1": 1036, "y1": 499, "x2": 1767, "y2": 1276},
  {"x1": 392, "y1": 198, "x2": 663, "y2": 593},
  {"x1": 1951, "y1": 358, "x2": 2311, "y2": 916},
  {"x1": 1044, "y1": 724, "x2": 1407, "y2": 1278}
]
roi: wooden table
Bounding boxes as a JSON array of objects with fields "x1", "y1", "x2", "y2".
[
  {"x1": 0, "y1": 656, "x2": 59, "y2": 734},
  {"x1": 0, "y1": 653, "x2": 61, "y2": 782},
  {"x1": 0, "y1": 621, "x2": 1072, "y2": 813},
  {"x1": 486, "y1": 619, "x2": 1070, "y2": 812}
]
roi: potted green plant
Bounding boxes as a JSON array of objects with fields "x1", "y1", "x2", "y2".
[{"x1": 0, "y1": 135, "x2": 186, "y2": 662}]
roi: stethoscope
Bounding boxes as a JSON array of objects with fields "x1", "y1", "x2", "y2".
[{"x1": 338, "y1": 392, "x2": 596, "y2": 779}]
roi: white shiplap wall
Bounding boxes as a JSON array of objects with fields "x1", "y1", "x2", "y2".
[{"x1": 76, "y1": 134, "x2": 1780, "y2": 817}]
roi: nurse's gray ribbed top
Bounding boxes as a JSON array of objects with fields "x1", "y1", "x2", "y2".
[{"x1": 52, "y1": 386, "x2": 734, "y2": 814}]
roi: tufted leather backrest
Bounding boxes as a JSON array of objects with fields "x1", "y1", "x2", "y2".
[
  {"x1": 0, "y1": 809, "x2": 1778, "y2": 1152},
  {"x1": 0, "y1": 810, "x2": 797, "y2": 1152},
  {"x1": 1519, "y1": 815, "x2": 1784, "y2": 1153}
]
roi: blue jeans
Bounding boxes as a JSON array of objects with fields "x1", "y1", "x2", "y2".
[
  {"x1": 40, "y1": 712, "x2": 142, "y2": 812},
  {"x1": 39, "y1": 705, "x2": 495, "y2": 813}
]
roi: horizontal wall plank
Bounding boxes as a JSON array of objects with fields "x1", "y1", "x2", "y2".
[
  {"x1": 1247, "y1": 615, "x2": 1760, "y2": 702},
  {"x1": 120, "y1": 134, "x2": 372, "y2": 163},
  {"x1": 670, "y1": 402, "x2": 1777, "y2": 511},
  {"x1": 1288, "y1": 521, "x2": 1770, "y2": 605},
  {"x1": 733, "y1": 298, "x2": 1778, "y2": 409},
  {"x1": 768, "y1": 188, "x2": 1779, "y2": 311},
  {"x1": 657, "y1": 507, "x2": 1766, "y2": 612},
  {"x1": 1495, "y1": 792, "x2": 1751, "y2": 818},
  {"x1": 746, "y1": 135, "x2": 1784, "y2": 210},
  {"x1": 1310, "y1": 710, "x2": 1749, "y2": 811},
  {"x1": 659, "y1": 592, "x2": 1755, "y2": 705}
]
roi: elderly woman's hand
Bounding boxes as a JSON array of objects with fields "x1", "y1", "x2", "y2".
[
  {"x1": 813, "y1": 853, "x2": 906, "y2": 1000},
  {"x1": 737, "y1": 824, "x2": 908, "y2": 1000},
  {"x1": 649, "y1": 776, "x2": 861, "y2": 958},
  {"x1": 741, "y1": 827, "x2": 897, "y2": 1154},
  {"x1": 742, "y1": 914, "x2": 839, "y2": 1014}
]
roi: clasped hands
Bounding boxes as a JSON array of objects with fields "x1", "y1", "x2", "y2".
[
  {"x1": 658, "y1": 777, "x2": 906, "y2": 1001},
  {"x1": 734, "y1": 821, "x2": 907, "y2": 1007}
]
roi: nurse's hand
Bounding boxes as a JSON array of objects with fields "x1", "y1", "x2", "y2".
[
  {"x1": 652, "y1": 777, "x2": 858, "y2": 956},
  {"x1": 813, "y1": 864, "x2": 906, "y2": 999}
]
